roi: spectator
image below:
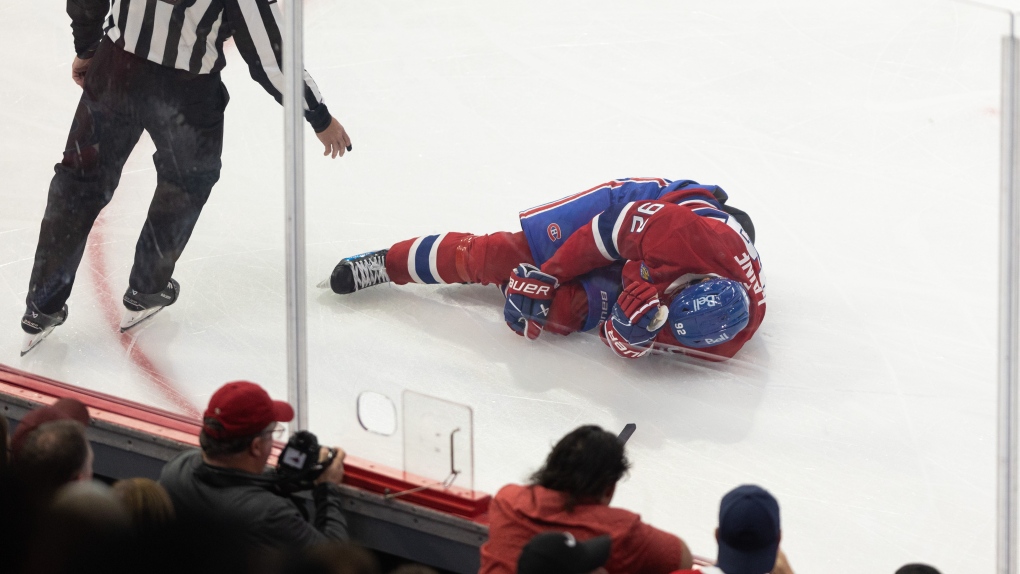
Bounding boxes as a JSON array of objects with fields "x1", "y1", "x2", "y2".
[
  {"x1": 112, "y1": 477, "x2": 175, "y2": 532},
  {"x1": 13, "y1": 419, "x2": 94, "y2": 507},
  {"x1": 160, "y1": 380, "x2": 349, "y2": 549},
  {"x1": 1, "y1": 411, "x2": 9, "y2": 471},
  {"x1": 10, "y1": 397, "x2": 90, "y2": 456},
  {"x1": 25, "y1": 480, "x2": 131, "y2": 574},
  {"x1": 895, "y1": 566, "x2": 941, "y2": 574},
  {"x1": 285, "y1": 542, "x2": 381, "y2": 574},
  {"x1": 479, "y1": 425, "x2": 692, "y2": 574},
  {"x1": 672, "y1": 485, "x2": 793, "y2": 574},
  {"x1": 389, "y1": 565, "x2": 440, "y2": 574},
  {"x1": 517, "y1": 532, "x2": 611, "y2": 574}
]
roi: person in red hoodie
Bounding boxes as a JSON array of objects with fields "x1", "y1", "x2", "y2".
[{"x1": 479, "y1": 425, "x2": 692, "y2": 574}]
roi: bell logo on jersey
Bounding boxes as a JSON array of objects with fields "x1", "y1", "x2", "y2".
[{"x1": 547, "y1": 223, "x2": 562, "y2": 242}]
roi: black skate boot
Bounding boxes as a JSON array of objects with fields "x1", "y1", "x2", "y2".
[
  {"x1": 21, "y1": 304, "x2": 68, "y2": 356},
  {"x1": 322, "y1": 250, "x2": 390, "y2": 294},
  {"x1": 120, "y1": 279, "x2": 180, "y2": 332}
]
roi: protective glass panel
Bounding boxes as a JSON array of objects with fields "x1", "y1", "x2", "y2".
[
  {"x1": 401, "y1": 390, "x2": 475, "y2": 494},
  {"x1": 1, "y1": 3, "x2": 288, "y2": 416}
]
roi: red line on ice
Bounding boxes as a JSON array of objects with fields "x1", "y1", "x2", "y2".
[{"x1": 87, "y1": 215, "x2": 201, "y2": 419}]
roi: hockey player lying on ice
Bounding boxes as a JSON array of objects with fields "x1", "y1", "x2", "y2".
[{"x1": 327, "y1": 178, "x2": 766, "y2": 361}]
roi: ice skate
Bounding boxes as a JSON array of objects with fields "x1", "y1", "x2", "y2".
[
  {"x1": 21, "y1": 305, "x2": 68, "y2": 356},
  {"x1": 120, "y1": 279, "x2": 180, "y2": 332},
  {"x1": 319, "y1": 249, "x2": 390, "y2": 294}
]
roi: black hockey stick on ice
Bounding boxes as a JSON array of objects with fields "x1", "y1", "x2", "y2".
[{"x1": 617, "y1": 423, "x2": 636, "y2": 445}]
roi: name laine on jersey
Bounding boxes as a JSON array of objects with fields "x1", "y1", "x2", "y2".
[{"x1": 734, "y1": 252, "x2": 766, "y2": 305}]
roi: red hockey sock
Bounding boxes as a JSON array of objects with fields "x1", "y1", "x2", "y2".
[{"x1": 386, "y1": 231, "x2": 533, "y2": 286}]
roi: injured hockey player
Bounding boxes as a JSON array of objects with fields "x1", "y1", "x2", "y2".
[{"x1": 324, "y1": 178, "x2": 766, "y2": 361}]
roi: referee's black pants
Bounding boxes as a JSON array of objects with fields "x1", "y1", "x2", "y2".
[{"x1": 27, "y1": 37, "x2": 228, "y2": 315}]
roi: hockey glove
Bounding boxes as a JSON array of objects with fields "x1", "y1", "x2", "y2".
[
  {"x1": 602, "y1": 281, "x2": 668, "y2": 359},
  {"x1": 503, "y1": 263, "x2": 559, "y2": 340}
]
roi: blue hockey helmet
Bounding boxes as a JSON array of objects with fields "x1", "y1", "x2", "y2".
[{"x1": 668, "y1": 278, "x2": 750, "y2": 348}]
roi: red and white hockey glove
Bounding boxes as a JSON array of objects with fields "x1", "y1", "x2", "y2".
[
  {"x1": 503, "y1": 263, "x2": 559, "y2": 340},
  {"x1": 602, "y1": 281, "x2": 668, "y2": 359}
]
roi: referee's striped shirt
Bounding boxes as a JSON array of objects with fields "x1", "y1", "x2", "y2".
[{"x1": 67, "y1": 0, "x2": 331, "y2": 130}]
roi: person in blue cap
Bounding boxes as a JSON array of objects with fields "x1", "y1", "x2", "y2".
[{"x1": 673, "y1": 484, "x2": 793, "y2": 574}]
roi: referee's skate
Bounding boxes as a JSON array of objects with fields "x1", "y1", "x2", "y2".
[
  {"x1": 20, "y1": 305, "x2": 68, "y2": 356},
  {"x1": 120, "y1": 279, "x2": 180, "y2": 332}
]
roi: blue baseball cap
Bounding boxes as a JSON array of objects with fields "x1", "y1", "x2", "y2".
[{"x1": 716, "y1": 485, "x2": 781, "y2": 574}]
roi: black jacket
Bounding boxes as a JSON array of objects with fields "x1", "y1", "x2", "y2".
[{"x1": 159, "y1": 450, "x2": 349, "y2": 548}]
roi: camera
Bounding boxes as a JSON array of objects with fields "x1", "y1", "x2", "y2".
[{"x1": 275, "y1": 430, "x2": 337, "y2": 492}]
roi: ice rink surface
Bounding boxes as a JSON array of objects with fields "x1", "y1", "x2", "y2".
[{"x1": 0, "y1": 0, "x2": 1011, "y2": 571}]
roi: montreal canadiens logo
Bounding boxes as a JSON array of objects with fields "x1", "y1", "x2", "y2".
[{"x1": 547, "y1": 223, "x2": 562, "y2": 242}]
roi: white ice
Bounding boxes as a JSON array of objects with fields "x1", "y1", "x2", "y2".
[{"x1": 0, "y1": 0, "x2": 1010, "y2": 572}]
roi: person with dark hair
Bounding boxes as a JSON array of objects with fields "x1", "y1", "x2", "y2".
[
  {"x1": 13, "y1": 419, "x2": 94, "y2": 507},
  {"x1": 479, "y1": 425, "x2": 692, "y2": 574},
  {"x1": 159, "y1": 380, "x2": 349, "y2": 548},
  {"x1": 895, "y1": 565, "x2": 941, "y2": 574},
  {"x1": 671, "y1": 485, "x2": 793, "y2": 574}
]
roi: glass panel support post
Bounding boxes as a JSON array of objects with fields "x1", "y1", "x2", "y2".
[
  {"x1": 1000, "y1": 18, "x2": 1020, "y2": 574},
  {"x1": 283, "y1": 0, "x2": 308, "y2": 430}
]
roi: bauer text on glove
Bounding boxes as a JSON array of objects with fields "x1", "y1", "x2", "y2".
[{"x1": 503, "y1": 263, "x2": 559, "y2": 340}]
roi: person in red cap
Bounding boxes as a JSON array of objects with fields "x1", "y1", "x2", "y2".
[
  {"x1": 10, "y1": 397, "x2": 91, "y2": 458},
  {"x1": 159, "y1": 381, "x2": 349, "y2": 548}
]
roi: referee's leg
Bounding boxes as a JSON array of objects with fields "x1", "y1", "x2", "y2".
[
  {"x1": 129, "y1": 74, "x2": 226, "y2": 295},
  {"x1": 26, "y1": 40, "x2": 143, "y2": 315}
]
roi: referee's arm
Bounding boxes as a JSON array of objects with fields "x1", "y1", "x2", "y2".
[
  {"x1": 67, "y1": 0, "x2": 110, "y2": 59},
  {"x1": 224, "y1": 0, "x2": 352, "y2": 157}
]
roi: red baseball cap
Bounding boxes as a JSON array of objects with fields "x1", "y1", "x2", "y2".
[
  {"x1": 11, "y1": 397, "x2": 91, "y2": 457},
  {"x1": 202, "y1": 381, "x2": 294, "y2": 440}
]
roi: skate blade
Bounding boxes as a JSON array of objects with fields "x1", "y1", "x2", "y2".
[
  {"x1": 120, "y1": 306, "x2": 164, "y2": 332},
  {"x1": 21, "y1": 328, "x2": 55, "y2": 356},
  {"x1": 316, "y1": 278, "x2": 330, "y2": 289}
]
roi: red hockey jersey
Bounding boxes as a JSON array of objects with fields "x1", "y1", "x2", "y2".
[{"x1": 539, "y1": 189, "x2": 766, "y2": 360}]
